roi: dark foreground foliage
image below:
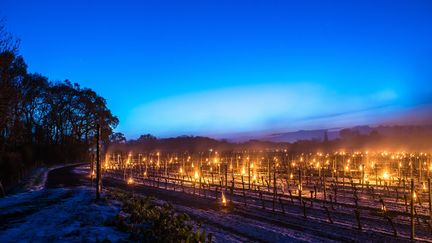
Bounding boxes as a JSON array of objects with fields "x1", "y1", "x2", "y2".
[{"x1": 108, "y1": 189, "x2": 212, "y2": 243}]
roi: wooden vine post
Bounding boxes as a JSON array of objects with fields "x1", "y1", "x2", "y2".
[
  {"x1": 410, "y1": 179, "x2": 415, "y2": 240},
  {"x1": 429, "y1": 178, "x2": 432, "y2": 222},
  {"x1": 298, "y1": 168, "x2": 302, "y2": 204},
  {"x1": 96, "y1": 124, "x2": 101, "y2": 200}
]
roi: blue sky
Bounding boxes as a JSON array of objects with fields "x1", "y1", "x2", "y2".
[{"x1": 3, "y1": 0, "x2": 432, "y2": 139}]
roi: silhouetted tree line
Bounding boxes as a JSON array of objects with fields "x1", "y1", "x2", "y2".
[
  {"x1": 109, "y1": 134, "x2": 290, "y2": 153},
  {"x1": 0, "y1": 22, "x2": 118, "y2": 193}
]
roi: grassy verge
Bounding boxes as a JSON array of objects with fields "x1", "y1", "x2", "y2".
[{"x1": 107, "y1": 189, "x2": 212, "y2": 242}]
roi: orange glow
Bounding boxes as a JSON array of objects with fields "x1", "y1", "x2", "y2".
[
  {"x1": 383, "y1": 171, "x2": 389, "y2": 180},
  {"x1": 221, "y1": 192, "x2": 227, "y2": 206}
]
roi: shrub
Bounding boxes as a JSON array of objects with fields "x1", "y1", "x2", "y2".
[{"x1": 109, "y1": 189, "x2": 212, "y2": 242}]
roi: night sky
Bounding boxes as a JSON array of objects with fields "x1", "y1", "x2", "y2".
[{"x1": 3, "y1": 0, "x2": 432, "y2": 139}]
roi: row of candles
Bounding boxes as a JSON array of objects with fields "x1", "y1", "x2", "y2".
[{"x1": 101, "y1": 150, "x2": 432, "y2": 185}]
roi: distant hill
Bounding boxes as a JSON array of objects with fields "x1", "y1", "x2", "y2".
[{"x1": 259, "y1": 125, "x2": 432, "y2": 143}]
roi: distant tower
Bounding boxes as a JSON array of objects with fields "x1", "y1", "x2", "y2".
[{"x1": 323, "y1": 130, "x2": 328, "y2": 143}]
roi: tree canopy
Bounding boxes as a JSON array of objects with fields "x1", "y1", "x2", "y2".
[{"x1": 0, "y1": 21, "x2": 118, "y2": 192}]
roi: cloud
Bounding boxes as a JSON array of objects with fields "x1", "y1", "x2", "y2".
[{"x1": 123, "y1": 82, "x2": 404, "y2": 138}]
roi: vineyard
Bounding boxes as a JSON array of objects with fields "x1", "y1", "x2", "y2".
[{"x1": 97, "y1": 150, "x2": 432, "y2": 241}]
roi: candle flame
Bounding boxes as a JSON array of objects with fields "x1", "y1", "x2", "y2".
[
  {"x1": 383, "y1": 171, "x2": 389, "y2": 180},
  {"x1": 221, "y1": 192, "x2": 227, "y2": 206}
]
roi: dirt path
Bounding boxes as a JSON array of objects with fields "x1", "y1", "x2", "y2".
[
  {"x1": 0, "y1": 164, "x2": 127, "y2": 242},
  {"x1": 46, "y1": 163, "x2": 87, "y2": 188}
]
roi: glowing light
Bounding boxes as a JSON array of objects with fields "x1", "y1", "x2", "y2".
[
  {"x1": 179, "y1": 167, "x2": 183, "y2": 174},
  {"x1": 194, "y1": 171, "x2": 199, "y2": 180},
  {"x1": 221, "y1": 192, "x2": 227, "y2": 206},
  {"x1": 241, "y1": 166, "x2": 246, "y2": 175},
  {"x1": 143, "y1": 171, "x2": 147, "y2": 177},
  {"x1": 290, "y1": 173, "x2": 293, "y2": 179},
  {"x1": 127, "y1": 177, "x2": 134, "y2": 185},
  {"x1": 383, "y1": 171, "x2": 389, "y2": 180}
]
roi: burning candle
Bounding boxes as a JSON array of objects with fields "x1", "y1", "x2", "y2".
[
  {"x1": 383, "y1": 171, "x2": 389, "y2": 180},
  {"x1": 221, "y1": 192, "x2": 227, "y2": 206}
]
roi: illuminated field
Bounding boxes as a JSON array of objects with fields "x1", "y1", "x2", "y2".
[{"x1": 98, "y1": 150, "x2": 432, "y2": 241}]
